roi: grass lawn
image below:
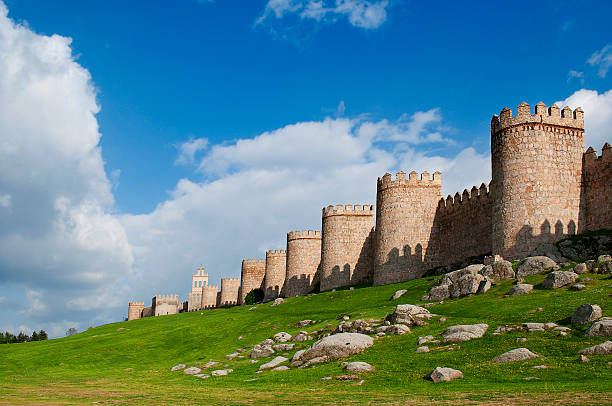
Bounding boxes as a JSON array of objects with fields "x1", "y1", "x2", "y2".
[{"x1": 1, "y1": 271, "x2": 611, "y2": 405}]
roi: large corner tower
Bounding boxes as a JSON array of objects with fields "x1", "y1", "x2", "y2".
[{"x1": 491, "y1": 102, "x2": 585, "y2": 259}]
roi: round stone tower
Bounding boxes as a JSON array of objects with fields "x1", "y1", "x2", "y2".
[
  {"x1": 201, "y1": 284, "x2": 218, "y2": 309},
  {"x1": 127, "y1": 302, "x2": 144, "y2": 321},
  {"x1": 373, "y1": 170, "x2": 442, "y2": 286},
  {"x1": 219, "y1": 277, "x2": 240, "y2": 306},
  {"x1": 284, "y1": 230, "x2": 322, "y2": 297},
  {"x1": 491, "y1": 102, "x2": 584, "y2": 259},
  {"x1": 320, "y1": 204, "x2": 375, "y2": 291},
  {"x1": 264, "y1": 249, "x2": 286, "y2": 301},
  {"x1": 239, "y1": 258, "x2": 265, "y2": 304}
]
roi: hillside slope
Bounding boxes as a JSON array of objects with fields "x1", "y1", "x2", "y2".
[{"x1": 1, "y1": 266, "x2": 611, "y2": 404}]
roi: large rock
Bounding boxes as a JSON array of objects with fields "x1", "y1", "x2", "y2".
[
  {"x1": 479, "y1": 260, "x2": 515, "y2": 282},
  {"x1": 439, "y1": 265, "x2": 484, "y2": 286},
  {"x1": 334, "y1": 319, "x2": 371, "y2": 334},
  {"x1": 427, "y1": 367, "x2": 463, "y2": 382},
  {"x1": 299, "y1": 333, "x2": 374, "y2": 362},
  {"x1": 578, "y1": 340, "x2": 612, "y2": 355},
  {"x1": 171, "y1": 364, "x2": 186, "y2": 371},
  {"x1": 274, "y1": 332, "x2": 292, "y2": 342},
  {"x1": 292, "y1": 332, "x2": 311, "y2": 342},
  {"x1": 585, "y1": 318, "x2": 612, "y2": 336},
  {"x1": 530, "y1": 243, "x2": 568, "y2": 263},
  {"x1": 388, "y1": 304, "x2": 430, "y2": 326},
  {"x1": 386, "y1": 324, "x2": 410, "y2": 335},
  {"x1": 270, "y1": 298, "x2": 285, "y2": 306},
  {"x1": 441, "y1": 324, "x2": 488, "y2": 343},
  {"x1": 211, "y1": 369, "x2": 233, "y2": 376},
  {"x1": 541, "y1": 271, "x2": 578, "y2": 289},
  {"x1": 183, "y1": 366, "x2": 202, "y2": 375},
  {"x1": 345, "y1": 361, "x2": 375, "y2": 372},
  {"x1": 508, "y1": 284, "x2": 533, "y2": 296},
  {"x1": 259, "y1": 356, "x2": 288, "y2": 370},
  {"x1": 573, "y1": 263, "x2": 588, "y2": 274},
  {"x1": 451, "y1": 273, "x2": 487, "y2": 298},
  {"x1": 391, "y1": 289, "x2": 407, "y2": 300},
  {"x1": 516, "y1": 256, "x2": 558, "y2": 280},
  {"x1": 491, "y1": 348, "x2": 539, "y2": 363},
  {"x1": 251, "y1": 344, "x2": 275, "y2": 358},
  {"x1": 426, "y1": 285, "x2": 451, "y2": 301},
  {"x1": 571, "y1": 304, "x2": 602, "y2": 325}
]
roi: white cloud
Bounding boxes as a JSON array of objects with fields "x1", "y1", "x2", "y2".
[
  {"x1": 0, "y1": 193, "x2": 10, "y2": 208},
  {"x1": 336, "y1": 100, "x2": 346, "y2": 116},
  {"x1": 256, "y1": 0, "x2": 390, "y2": 30},
  {"x1": 176, "y1": 137, "x2": 209, "y2": 165},
  {"x1": 558, "y1": 88, "x2": 612, "y2": 150},
  {"x1": 0, "y1": 1, "x2": 133, "y2": 336},
  {"x1": 587, "y1": 44, "x2": 612, "y2": 78},
  {"x1": 567, "y1": 69, "x2": 584, "y2": 84}
]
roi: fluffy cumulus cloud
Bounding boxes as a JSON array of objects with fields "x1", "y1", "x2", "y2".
[
  {"x1": 256, "y1": 0, "x2": 390, "y2": 30},
  {"x1": 0, "y1": 2, "x2": 133, "y2": 336},
  {"x1": 558, "y1": 88, "x2": 612, "y2": 151}
]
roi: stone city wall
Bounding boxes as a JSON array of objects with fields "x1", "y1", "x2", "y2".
[
  {"x1": 320, "y1": 204, "x2": 375, "y2": 291},
  {"x1": 373, "y1": 171, "x2": 442, "y2": 286},
  {"x1": 491, "y1": 102, "x2": 585, "y2": 259},
  {"x1": 285, "y1": 230, "x2": 321, "y2": 297},
  {"x1": 153, "y1": 294, "x2": 180, "y2": 316},
  {"x1": 264, "y1": 250, "x2": 286, "y2": 301},
  {"x1": 437, "y1": 183, "x2": 493, "y2": 266},
  {"x1": 127, "y1": 302, "x2": 144, "y2": 321},
  {"x1": 219, "y1": 277, "x2": 240, "y2": 306},
  {"x1": 582, "y1": 143, "x2": 612, "y2": 232},
  {"x1": 239, "y1": 258, "x2": 265, "y2": 304},
  {"x1": 201, "y1": 284, "x2": 218, "y2": 309}
]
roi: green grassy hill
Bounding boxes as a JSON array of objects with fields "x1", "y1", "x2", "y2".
[{"x1": 1, "y1": 270, "x2": 611, "y2": 405}]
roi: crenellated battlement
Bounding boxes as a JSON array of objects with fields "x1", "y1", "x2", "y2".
[
  {"x1": 221, "y1": 277, "x2": 240, "y2": 282},
  {"x1": 129, "y1": 301, "x2": 144, "y2": 306},
  {"x1": 584, "y1": 143, "x2": 612, "y2": 166},
  {"x1": 322, "y1": 204, "x2": 374, "y2": 217},
  {"x1": 203, "y1": 284, "x2": 218, "y2": 291},
  {"x1": 377, "y1": 170, "x2": 442, "y2": 191},
  {"x1": 491, "y1": 102, "x2": 584, "y2": 135},
  {"x1": 438, "y1": 183, "x2": 491, "y2": 211},
  {"x1": 266, "y1": 249, "x2": 286, "y2": 255},
  {"x1": 242, "y1": 258, "x2": 265, "y2": 264},
  {"x1": 287, "y1": 229, "x2": 322, "y2": 240},
  {"x1": 154, "y1": 294, "x2": 179, "y2": 301}
]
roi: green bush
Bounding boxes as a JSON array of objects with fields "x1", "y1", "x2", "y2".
[{"x1": 244, "y1": 288, "x2": 264, "y2": 305}]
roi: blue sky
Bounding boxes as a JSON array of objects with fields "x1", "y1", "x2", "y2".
[
  {"x1": 6, "y1": 0, "x2": 612, "y2": 213},
  {"x1": 0, "y1": 0, "x2": 611, "y2": 337}
]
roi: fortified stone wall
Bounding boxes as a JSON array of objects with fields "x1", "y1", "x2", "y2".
[
  {"x1": 320, "y1": 204, "x2": 375, "y2": 291},
  {"x1": 219, "y1": 277, "x2": 240, "y2": 306},
  {"x1": 127, "y1": 302, "x2": 144, "y2": 321},
  {"x1": 582, "y1": 144, "x2": 612, "y2": 231},
  {"x1": 373, "y1": 171, "x2": 441, "y2": 286},
  {"x1": 201, "y1": 284, "x2": 218, "y2": 309},
  {"x1": 216, "y1": 291, "x2": 221, "y2": 307},
  {"x1": 153, "y1": 294, "x2": 180, "y2": 316},
  {"x1": 437, "y1": 183, "x2": 493, "y2": 265},
  {"x1": 239, "y1": 259, "x2": 265, "y2": 304},
  {"x1": 187, "y1": 292, "x2": 202, "y2": 312},
  {"x1": 141, "y1": 306, "x2": 154, "y2": 318},
  {"x1": 491, "y1": 102, "x2": 585, "y2": 259},
  {"x1": 264, "y1": 249, "x2": 286, "y2": 301},
  {"x1": 285, "y1": 230, "x2": 322, "y2": 297}
]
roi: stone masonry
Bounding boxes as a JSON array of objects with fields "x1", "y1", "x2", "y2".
[
  {"x1": 582, "y1": 143, "x2": 612, "y2": 232},
  {"x1": 491, "y1": 102, "x2": 585, "y2": 259},
  {"x1": 264, "y1": 249, "x2": 286, "y2": 301},
  {"x1": 127, "y1": 302, "x2": 144, "y2": 321},
  {"x1": 219, "y1": 277, "x2": 240, "y2": 306},
  {"x1": 320, "y1": 205, "x2": 375, "y2": 291},
  {"x1": 373, "y1": 171, "x2": 442, "y2": 285},
  {"x1": 201, "y1": 284, "x2": 218, "y2": 309},
  {"x1": 153, "y1": 294, "x2": 180, "y2": 316},
  {"x1": 285, "y1": 230, "x2": 322, "y2": 297},
  {"x1": 239, "y1": 258, "x2": 265, "y2": 305}
]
